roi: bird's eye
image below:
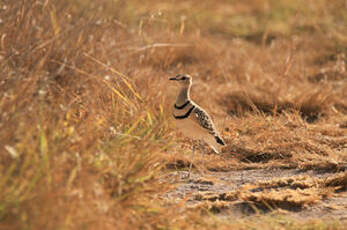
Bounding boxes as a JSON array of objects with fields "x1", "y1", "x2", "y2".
[{"x1": 181, "y1": 76, "x2": 187, "y2": 80}]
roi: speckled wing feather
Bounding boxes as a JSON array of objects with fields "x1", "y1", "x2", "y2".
[{"x1": 193, "y1": 106, "x2": 216, "y2": 135}]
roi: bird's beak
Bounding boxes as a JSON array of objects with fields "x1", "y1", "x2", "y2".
[{"x1": 169, "y1": 77, "x2": 177, "y2": 81}]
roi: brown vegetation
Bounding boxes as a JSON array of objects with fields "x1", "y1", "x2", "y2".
[
  {"x1": 190, "y1": 173, "x2": 347, "y2": 214},
  {"x1": 0, "y1": 0, "x2": 346, "y2": 229}
]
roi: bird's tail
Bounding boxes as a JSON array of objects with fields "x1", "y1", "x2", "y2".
[
  {"x1": 215, "y1": 135, "x2": 226, "y2": 146},
  {"x1": 205, "y1": 134, "x2": 226, "y2": 154}
]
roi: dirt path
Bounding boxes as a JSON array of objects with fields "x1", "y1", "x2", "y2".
[{"x1": 164, "y1": 168, "x2": 347, "y2": 221}]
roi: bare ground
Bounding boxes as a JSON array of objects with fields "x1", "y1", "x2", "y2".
[{"x1": 164, "y1": 167, "x2": 347, "y2": 221}]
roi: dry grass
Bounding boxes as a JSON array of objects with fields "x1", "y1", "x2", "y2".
[
  {"x1": 0, "y1": 0, "x2": 346, "y2": 229},
  {"x1": 191, "y1": 173, "x2": 347, "y2": 215}
]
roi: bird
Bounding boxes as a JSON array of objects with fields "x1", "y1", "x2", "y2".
[{"x1": 169, "y1": 74, "x2": 226, "y2": 177}]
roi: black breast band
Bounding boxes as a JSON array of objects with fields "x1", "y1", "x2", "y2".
[
  {"x1": 173, "y1": 106, "x2": 195, "y2": 119},
  {"x1": 174, "y1": 101, "x2": 190, "y2": 109}
]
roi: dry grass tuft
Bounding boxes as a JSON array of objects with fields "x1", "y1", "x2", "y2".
[
  {"x1": 190, "y1": 200, "x2": 231, "y2": 214},
  {"x1": 222, "y1": 85, "x2": 338, "y2": 123},
  {"x1": 239, "y1": 187, "x2": 323, "y2": 211},
  {"x1": 194, "y1": 191, "x2": 237, "y2": 202},
  {"x1": 324, "y1": 172, "x2": 347, "y2": 192},
  {"x1": 237, "y1": 176, "x2": 327, "y2": 212}
]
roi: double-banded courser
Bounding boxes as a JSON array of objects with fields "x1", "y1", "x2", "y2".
[{"x1": 170, "y1": 74, "x2": 226, "y2": 176}]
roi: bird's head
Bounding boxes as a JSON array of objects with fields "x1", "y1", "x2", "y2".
[{"x1": 169, "y1": 74, "x2": 192, "y2": 87}]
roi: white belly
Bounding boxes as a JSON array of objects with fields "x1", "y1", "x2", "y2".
[{"x1": 174, "y1": 118, "x2": 206, "y2": 140}]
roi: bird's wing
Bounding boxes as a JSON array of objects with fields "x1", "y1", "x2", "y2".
[
  {"x1": 192, "y1": 106, "x2": 217, "y2": 135},
  {"x1": 192, "y1": 105, "x2": 226, "y2": 148}
]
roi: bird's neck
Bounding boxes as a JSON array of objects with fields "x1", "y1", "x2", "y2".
[{"x1": 176, "y1": 85, "x2": 191, "y2": 106}]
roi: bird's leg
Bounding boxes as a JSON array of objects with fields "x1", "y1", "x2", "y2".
[
  {"x1": 200, "y1": 140, "x2": 206, "y2": 175},
  {"x1": 187, "y1": 142, "x2": 196, "y2": 179}
]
